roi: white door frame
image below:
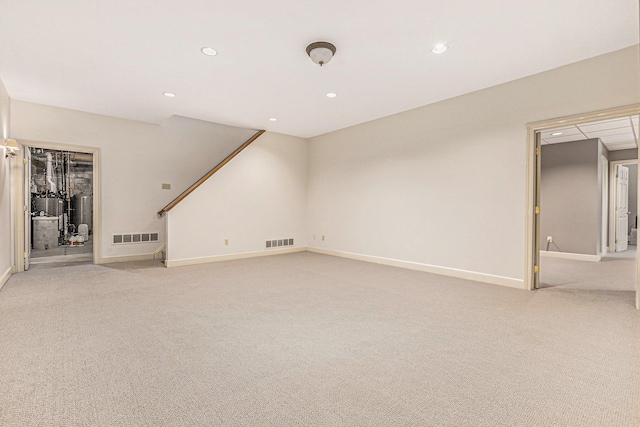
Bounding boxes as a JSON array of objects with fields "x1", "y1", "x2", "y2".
[
  {"x1": 525, "y1": 104, "x2": 640, "y2": 309},
  {"x1": 609, "y1": 159, "x2": 638, "y2": 254},
  {"x1": 12, "y1": 139, "x2": 101, "y2": 272},
  {"x1": 601, "y1": 156, "x2": 608, "y2": 256}
]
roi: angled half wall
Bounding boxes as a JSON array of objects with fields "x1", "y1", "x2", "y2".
[{"x1": 165, "y1": 131, "x2": 308, "y2": 267}]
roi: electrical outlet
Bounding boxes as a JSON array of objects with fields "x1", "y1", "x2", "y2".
[
  {"x1": 547, "y1": 236, "x2": 553, "y2": 243},
  {"x1": 313, "y1": 234, "x2": 316, "y2": 240},
  {"x1": 162, "y1": 183, "x2": 171, "y2": 190},
  {"x1": 322, "y1": 235, "x2": 325, "y2": 241},
  {"x1": 224, "y1": 239, "x2": 229, "y2": 245}
]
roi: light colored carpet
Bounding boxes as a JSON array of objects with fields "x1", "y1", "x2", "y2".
[
  {"x1": 540, "y1": 252, "x2": 637, "y2": 291},
  {"x1": 30, "y1": 240, "x2": 93, "y2": 264},
  {"x1": 0, "y1": 252, "x2": 638, "y2": 426},
  {"x1": 603, "y1": 245, "x2": 637, "y2": 260}
]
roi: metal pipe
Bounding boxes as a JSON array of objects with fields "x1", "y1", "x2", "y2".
[
  {"x1": 66, "y1": 151, "x2": 71, "y2": 240},
  {"x1": 45, "y1": 152, "x2": 56, "y2": 192}
]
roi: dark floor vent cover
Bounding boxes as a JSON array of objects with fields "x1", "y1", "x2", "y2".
[
  {"x1": 112, "y1": 232, "x2": 160, "y2": 245},
  {"x1": 266, "y1": 238, "x2": 294, "y2": 249}
]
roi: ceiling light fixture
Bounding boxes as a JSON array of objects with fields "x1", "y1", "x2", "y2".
[
  {"x1": 551, "y1": 132, "x2": 563, "y2": 136},
  {"x1": 269, "y1": 117, "x2": 278, "y2": 122},
  {"x1": 163, "y1": 92, "x2": 176, "y2": 98},
  {"x1": 432, "y1": 44, "x2": 448, "y2": 54},
  {"x1": 306, "y1": 41, "x2": 336, "y2": 66},
  {"x1": 201, "y1": 47, "x2": 218, "y2": 56},
  {"x1": 326, "y1": 92, "x2": 337, "y2": 98},
  {"x1": 4, "y1": 138, "x2": 19, "y2": 158}
]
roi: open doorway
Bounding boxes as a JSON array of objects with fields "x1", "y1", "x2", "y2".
[
  {"x1": 537, "y1": 115, "x2": 638, "y2": 291},
  {"x1": 12, "y1": 140, "x2": 101, "y2": 273},
  {"x1": 526, "y1": 105, "x2": 640, "y2": 309},
  {"x1": 27, "y1": 147, "x2": 94, "y2": 265}
]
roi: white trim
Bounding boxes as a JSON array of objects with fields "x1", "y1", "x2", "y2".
[
  {"x1": 99, "y1": 252, "x2": 157, "y2": 264},
  {"x1": 154, "y1": 243, "x2": 166, "y2": 260},
  {"x1": 540, "y1": 250, "x2": 601, "y2": 262},
  {"x1": 0, "y1": 267, "x2": 11, "y2": 291},
  {"x1": 165, "y1": 246, "x2": 307, "y2": 268},
  {"x1": 601, "y1": 155, "x2": 608, "y2": 256},
  {"x1": 308, "y1": 247, "x2": 525, "y2": 289}
]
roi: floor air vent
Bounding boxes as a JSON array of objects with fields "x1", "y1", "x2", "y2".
[
  {"x1": 113, "y1": 233, "x2": 159, "y2": 245},
  {"x1": 266, "y1": 238, "x2": 294, "y2": 248}
]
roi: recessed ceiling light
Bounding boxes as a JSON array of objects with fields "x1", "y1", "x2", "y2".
[
  {"x1": 163, "y1": 92, "x2": 176, "y2": 98},
  {"x1": 201, "y1": 47, "x2": 218, "y2": 56},
  {"x1": 551, "y1": 132, "x2": 563, "y2": 136},
  {"x1": 269, "y1": 117, "x2": 277, "y2": 122},
  {"x1": 326, "y1": 92, "x2": 337, "y2": 98},
  {"x1": 432, "y1": 44, "x2": 448, "y2": 54}
]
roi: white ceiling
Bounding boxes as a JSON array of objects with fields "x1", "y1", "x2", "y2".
[
  {"x1": 0, "y1": 0, "x2": 638, "y2": 138},
  {"x1": 541, "y1": 116, "x2": 640, "y2": 151}
]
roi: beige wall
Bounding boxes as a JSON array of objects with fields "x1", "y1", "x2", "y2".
[
  {"x1": 10, "y1": 102, "x2": 257, "y2": 261},
  {"x1": 0, "y1": 79, "x2": 12, "y2": 287},
  {"x1": 540, "y1": 139, "x2": 600, "y2": 255},
  {"x1": 167, "y1": 132, "x2": 308, "y2": 265},
  {"x1": 306, "y1": 46, "x2": 640, "y2": 285}
]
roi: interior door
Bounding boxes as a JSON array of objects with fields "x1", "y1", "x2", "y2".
[
  {"x1": 24, "y1": 147, "x2": 31, "y2": 270},
  {"x1": 615, "y1": 164, "x2": 629, "y2": 252}
]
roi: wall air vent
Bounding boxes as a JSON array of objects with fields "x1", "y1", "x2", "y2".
[
  {"x1": 266, "y1": 238, "x2": 294, "y2": 249},
  {"x1": 113, "y1": 233, "x2": 160, "y2": 245}
]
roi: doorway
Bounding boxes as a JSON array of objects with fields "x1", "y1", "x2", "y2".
[
  {"x1": 12, "y1": 140, "x2": 101, "y2": 272},
  {"x1": 525, "y1": 105, "x2": 640, "y2": 309},
  {"x1": 27, "y1": 147, "x2": 94, "y2": 266},
  {"x1": 536, "y1": 121, "x2": 638, "y2": 291},
  {"x1": 608, "y1": 160, "x2": 638, "y2": 257}
]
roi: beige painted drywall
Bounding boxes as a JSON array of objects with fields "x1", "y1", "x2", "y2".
[
  {"x1": 0, "y1": 79, "x2": 12, "y2": 283},
  {"x1": 307, "y1": 46, "x2": 640, "y2": 281},
  {"x1": 167, "y1": 131, "x2": 308, "y2": 263},
  {"x1": 540, "y1": 139, "x2": 600, "y2": 255},
  {"x1": 10, "y1": 101, "x2": 257, "y2": 260}
]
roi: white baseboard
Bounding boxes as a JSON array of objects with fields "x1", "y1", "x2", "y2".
[
  {"x1": 98, "y1": 243, "x2": 167, "y2": 264},
  {"x1": 154, "y1": 243, "x2": 166, "y2": 260},
  {"x1": 307, "y1": 247, "x2": 525, "y2": 289},
  {"x1": 540, "y1": 250, "x2": 601, "y2": 262},
  {"x1": 98, "y1": 253, "x2": 157, "y2": 264},
  {"x1": 165, "y1": 246, "x2": 307, "y2": 268},
  {"x1": 0, "y1": 266, "x2": 11, "y2": 291}
]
